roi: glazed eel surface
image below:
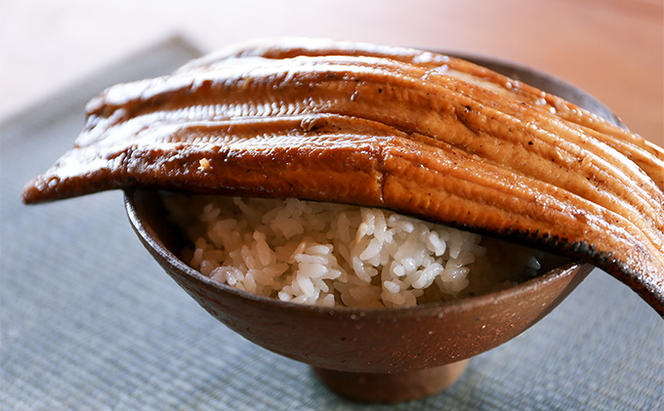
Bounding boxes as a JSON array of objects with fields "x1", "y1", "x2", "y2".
[{"x1": 23, "y1": 39, "x2": 664, "y2": 314}]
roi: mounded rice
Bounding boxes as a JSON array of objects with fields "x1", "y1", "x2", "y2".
[{"x1": 163, "y1": 194, "x2": 548, "y2": 308}]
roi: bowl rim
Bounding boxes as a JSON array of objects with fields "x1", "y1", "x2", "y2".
[{"x1": 124, "y1": 188, "x2": 591, "y2": 319}]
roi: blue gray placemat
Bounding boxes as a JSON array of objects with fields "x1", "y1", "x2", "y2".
[{"x1": 1, "y1": 36, "x2": 662, "y2": 411}]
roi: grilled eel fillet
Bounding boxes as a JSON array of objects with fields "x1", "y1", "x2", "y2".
[{"x1": 22, "y1": 39, "x2": 664, "y2": 314}]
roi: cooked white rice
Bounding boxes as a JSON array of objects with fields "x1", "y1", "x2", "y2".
[{"x1": 163, "y1": 194, "x2": 547, "y2": 308}]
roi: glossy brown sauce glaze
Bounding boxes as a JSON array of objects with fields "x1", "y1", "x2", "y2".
[{"x1": 23, "y1": 39, "x2": 664, "y2": 314}]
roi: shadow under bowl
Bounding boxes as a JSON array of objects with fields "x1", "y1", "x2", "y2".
[{"x1": 123, "y1": 51, "x2": 614, "y2": 403}]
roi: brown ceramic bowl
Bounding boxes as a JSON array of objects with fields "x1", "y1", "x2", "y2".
[{"x1": 123, "y1": 52, "x2": 610, "y2": 403}]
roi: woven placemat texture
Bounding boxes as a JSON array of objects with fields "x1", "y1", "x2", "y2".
[{"x1": 1, "y1": 37, "x2": 662, "y2": 411}]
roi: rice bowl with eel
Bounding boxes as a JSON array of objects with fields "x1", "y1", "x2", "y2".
[{"x1": 22, "y1": 38, "x2": 664, "y2": 402}]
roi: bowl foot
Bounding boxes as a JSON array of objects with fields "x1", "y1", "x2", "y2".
[{"x1": 312, "y1": 360, "x2": 468, "y2": 403}]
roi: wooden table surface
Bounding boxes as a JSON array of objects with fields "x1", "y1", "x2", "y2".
[{"x1": 1, "y1": 0, "x2": 662, "y2": 146}]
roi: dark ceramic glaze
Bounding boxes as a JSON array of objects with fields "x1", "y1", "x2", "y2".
[{"x1": 123, "y1": 52, "x2": 611, "y2": 402}]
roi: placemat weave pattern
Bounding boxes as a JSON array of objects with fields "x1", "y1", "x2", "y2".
[{"x1": 1, "y1": 37, "x2": 662, "y2": 411}]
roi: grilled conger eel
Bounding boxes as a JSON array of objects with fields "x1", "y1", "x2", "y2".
[{"x1": 22, "y1": 39, "x2": 664, "y2": 314}]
